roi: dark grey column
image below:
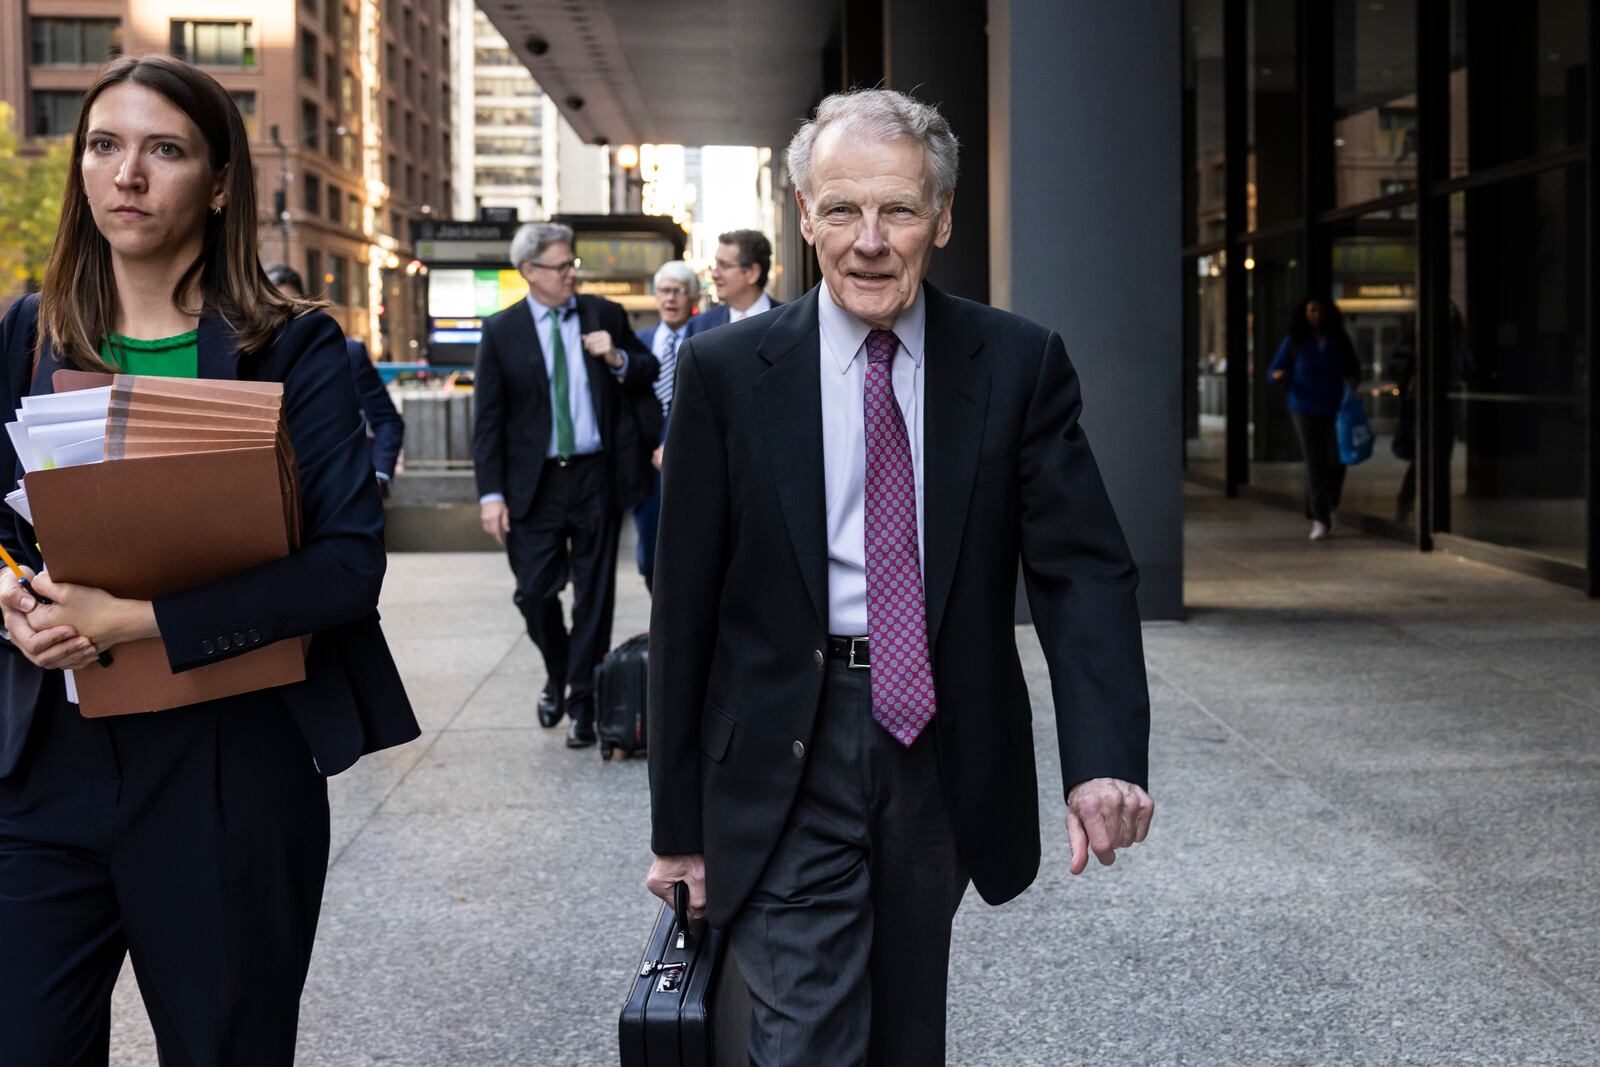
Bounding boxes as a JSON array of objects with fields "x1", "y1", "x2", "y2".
[
  {"x1": 884, "y1": 0, "x2": 990, "y2": 304},
  {"x1": 989, "y1": 0, "x2": 1185, "y2": 620}
]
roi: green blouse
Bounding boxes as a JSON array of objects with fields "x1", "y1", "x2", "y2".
[{"x1": 100, "y1": 330, "x2": 200, "y2": 378}]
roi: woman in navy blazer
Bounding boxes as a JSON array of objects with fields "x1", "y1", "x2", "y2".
[{"x1": 0, "y1": 56, "x2": 417, "y2": 1064}]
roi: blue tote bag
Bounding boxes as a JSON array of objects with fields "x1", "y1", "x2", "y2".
[{"x1": 1336, "y1": 386, "x2": 1374, "y2": 465}]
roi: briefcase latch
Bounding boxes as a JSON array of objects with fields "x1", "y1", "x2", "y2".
[{"x1": 639, "y1": 959, "x2": 688, "y2": 992}]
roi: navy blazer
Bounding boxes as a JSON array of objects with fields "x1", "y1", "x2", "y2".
[
  {"x1": 346, "y1": 338, "x2": 404, "y2": 480},
  {"x1": 683, "y1": 296, "x2": 783, "y2": 339},
  {"x1": 0, "y1": 295, "x2": 419, "y2": 779}
]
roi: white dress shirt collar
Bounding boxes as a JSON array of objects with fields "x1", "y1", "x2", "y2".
[
  {"x1": 727, "y1": 292, "x2": 773, "y2": 324},
  {"x1": 817, "y1": 280, "x2": 927, "y2": 373},
  {"x1": 527, "y1": 294, "x2": 577, "y2": 320}
]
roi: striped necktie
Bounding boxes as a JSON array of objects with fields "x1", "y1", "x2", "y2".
[{"x1": 653, "y1": 327, "x2": 678, "y2": 414}]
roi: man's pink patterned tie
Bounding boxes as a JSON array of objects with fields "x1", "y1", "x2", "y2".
[{"x1": 863, "y1": 329, "x2": 936, "y2": 746}]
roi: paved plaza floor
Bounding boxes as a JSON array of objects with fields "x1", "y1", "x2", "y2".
[{"x1": 107, "y1": 486, "x2": 1600, "y2": 1064}]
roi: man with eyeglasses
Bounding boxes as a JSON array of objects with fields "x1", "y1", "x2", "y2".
[
  {"x1": 631, "y1": 260, "x2": 699, "y2": 592},
  {"x1": 686, "y1": 228, "x2": 781, "y2": 337},
  {"x1": 472, "y1": 221, "x2": 658, "y2": 748}
]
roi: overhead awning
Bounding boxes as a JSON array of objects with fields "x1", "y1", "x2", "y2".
[{"x1": 475, "y1": 0, "x2": 837, "y2": 148}]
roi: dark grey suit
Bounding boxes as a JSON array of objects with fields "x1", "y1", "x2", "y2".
[{"x1": 648, "y1": 284, "x2": 1150, "y2": 1063}]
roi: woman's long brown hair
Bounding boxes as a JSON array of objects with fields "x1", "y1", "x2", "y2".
[{"x1": 37, "y1": 54, "x2": 319, "y2": 371}]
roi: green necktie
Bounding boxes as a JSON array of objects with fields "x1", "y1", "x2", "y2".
[{"x1": 548, "y1": 307, "x2": 575, "y2": 458}]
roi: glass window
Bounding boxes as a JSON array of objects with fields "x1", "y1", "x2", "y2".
[
  {"x1": 330, "y1": 256, "x2": 348, "y2": 305},
  {"x1": 342, "y1": 69, "x2": 357, "y2": 114},
  {"x1": 1441, "y1": 166, "x2": 1587, "y2": 564},
  {"x1": 1245, "y1": 235, "x2": 1306, "y2": 487},
  {"x1": 1185, "y1": 252, "x2": 1228, "y2": 481},
  {"x1": 354, "y1": 259, "x2": 369, "y2": 306},
  {"x1": 1190, "y1": 0, "x2": 1222, "y2": 246},
  {"x1": 304, "y1": 174, "x2": 322, "y2": 214},
  {"x1": 231, "y1": 92, "x2": 258, "y2": 140},
  {"x1": 1332, "y1": 0, "x2": 1418, "y2": 208},
  {"x1": 348, "y1": 194, "x2": 362, "y2": 232},
  {"x1": 30, "y1": 91, "x2": 83, "y2": 137},
  {"x1": 302, "y1": 100, "x2": 319, "y2": 150},
  {"x1": 1183, "y1": 0, "x2": 1227, "y2": 247},
  {"x1": 170, "y1": 20, "x2": 256, "y2": 68},
  {"x1": 306, "y1": 250, "x2": 323, "y2": 298},
  {"x1": 326, "y1": 55, "x2": 339, "y2": 103},
  {"x1": 30, "y1": 17, "x2": 121, "y2": 66},
  {"x1": 329, "y1": 186, "x2": 343, "y2": 224},
  {"x1": 1449, "y1": 0, "x2": 1589, "y2": 175},
  {"x1": 475, "y1": 135, "x2": 537, "y2": 157},
  {"x1": 301, "y1": 30, "x2": 318, "y2": 80},
  {"x1": 1247, "y1": 0, "x2": 1301, "y2": 229},
  {"x1": 1331, "y1": 211, "x2": 1419, "y2": 527}
]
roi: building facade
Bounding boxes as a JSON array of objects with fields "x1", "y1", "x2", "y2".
[
  {"x1": 1183, "y1": 0, "x2": 1596, "y2": 593},
  {"x1": 0, "y1": 0, "x2": 457, "y2": 359}
]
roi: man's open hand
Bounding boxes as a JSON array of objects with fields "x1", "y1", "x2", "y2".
[{"x1": 1066, "y1": 777, "x2": 1154, "y2": 875}]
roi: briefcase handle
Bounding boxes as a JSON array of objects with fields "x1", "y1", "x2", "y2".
[{"x1": 672, "y1": 881, "x2": 692, "y2": 950}]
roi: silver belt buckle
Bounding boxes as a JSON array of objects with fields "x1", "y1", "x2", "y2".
[{"x1": 847, "y1": 637, "x2": 869, "y2": 670}]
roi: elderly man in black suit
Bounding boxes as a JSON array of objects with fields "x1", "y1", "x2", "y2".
[
  {"x1": 473, "y1": 222, "x2": 657, "y2": 748},
  {"x1": 645, "y1": 89, "x2": 1154, "y2": 1064}
]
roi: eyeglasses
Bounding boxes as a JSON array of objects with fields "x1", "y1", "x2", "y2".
[
  {"x1": 655, "y1": 286, "x2": 690, "y2": 298},
  {"x1": 527, "y1": 258, "x2": 581, "y2": 274},
  {"x1": 712, "y1": 259, "x2": 749, "y2": 273}
]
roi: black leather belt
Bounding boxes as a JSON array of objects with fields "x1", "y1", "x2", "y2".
[
  {"x1": 548, "y1": 453, "x2": 601, "y2": 469},
  {"x1": 826, "y1": 635, "x2": 870, "y2": 669}
]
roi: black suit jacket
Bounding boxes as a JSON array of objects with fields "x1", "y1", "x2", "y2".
[
  {"x1": 647, "y1": 284, "x2": 1150, "y2": 928},
  {"x1": 0, "y1": 295, "x2": 420, "y2": 780},
  {"x1": 471, "y1": 294, "x2": 658, "y2": 516},
  {"x1": 346, "y1": 338, "x2": 404, "y2": 480}
]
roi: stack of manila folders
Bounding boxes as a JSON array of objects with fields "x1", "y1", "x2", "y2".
[{"x1": 5, "y1": 370, "x2": 305, "y2": 716}]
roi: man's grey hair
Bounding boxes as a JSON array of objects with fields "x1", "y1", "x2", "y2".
[
  {"x1": 785, "y1": 88, "x2": 960, "y2": 206},
  {"x1": 510, "y1": 221, "x2": 575, "y2": 269},
  {"x1": 652, "y1": 260, "x2": 700, "y2": 298}
]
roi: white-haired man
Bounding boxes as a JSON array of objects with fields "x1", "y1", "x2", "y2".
[
  {"x1": 472, "y1": 222, "x2": 658, "y2": 747},
  {"x1": 631, "y1": 261, "x2": 698, "y2": 592},
  {"x1": 645, "y1": 89, "x2": 1154, "y2": 1063}
]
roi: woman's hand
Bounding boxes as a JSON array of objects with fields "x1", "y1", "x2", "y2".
[
  {"x1": 25, "y1": 572, "x2": 159, "y2": 660},
  {"x1": 0, "y1": 567, "x2": 98, "y2": 670}
]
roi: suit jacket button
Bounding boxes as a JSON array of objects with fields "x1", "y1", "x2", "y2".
[
  {"x1": 248, "y1": 629, "x2": 261, "y2": 644},
  {"x1": 233, "y1": 632, "x2": 246, "y2": 647},
  {"x1": 201, "y1": 639, "x2": 215, "y2": 655},
  {"x1": 792, "y1": 740, "x2": 806, "y2": 759},
  {"x1": 218, "y1": 635, "x2": 231, "y2": 651},
  {"x1": 813, "y1": 650, "x2": 824, "y2": 669}
]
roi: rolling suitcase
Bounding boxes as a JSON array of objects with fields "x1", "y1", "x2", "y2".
[
  {"x1": 595, "y1": 632, "x2": 649, "y2": 761},
  {"x1": 619, "y1": 883, "x2": 749, "y2": 1067}
]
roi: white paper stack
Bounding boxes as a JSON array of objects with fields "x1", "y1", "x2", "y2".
[{"x1": 4, "y1": 386, "x2": 112, "y2": 523}]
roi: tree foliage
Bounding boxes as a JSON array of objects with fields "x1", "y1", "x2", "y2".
[{"x1": 0, "y1": 102, "x2": 72, "y2": 296}]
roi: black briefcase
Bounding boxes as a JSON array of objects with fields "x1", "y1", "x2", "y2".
[
  {"x1": 619, "y1": 883, "x2": 749, "y2": 1066},
  {"x1": 595, "y1": 633, "x2": 649, "y2": 761}
]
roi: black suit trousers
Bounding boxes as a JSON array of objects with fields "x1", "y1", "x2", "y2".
[
  {"x1": 727, "y1": 658, "x2": 969, "y2": 1067},
  {"x1": 504, "y1": 454, "x2": 621, "y2": 714},
  {"x1": 0, "y1": 678, "x2": 329, "y2": 1066}
]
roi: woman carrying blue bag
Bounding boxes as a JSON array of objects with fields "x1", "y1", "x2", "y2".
[{"x1": 1268, "y1": 295, "x2": 1361, "y2": 541}]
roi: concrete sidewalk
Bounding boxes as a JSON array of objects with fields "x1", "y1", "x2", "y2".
[{"x1": 108, "y1": 487, "x2": 1600, "y2": 1064}]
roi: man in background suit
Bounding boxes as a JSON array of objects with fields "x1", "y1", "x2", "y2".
[
  {"x1": 684, "y1": 229, "x2": 781, "y2": 337},
  {"x1": 632, "y1": 260, "x2": 698, "y2": 592},
  {"x1": 473, "y1": 222, "x2": 657, "y2": 748},
  {"x1": 265, "y1": 265, "x2": 404, "y2": 492},
  {"x1": 646, "y1": 90, "x2": 1154, "y2": 1064}
]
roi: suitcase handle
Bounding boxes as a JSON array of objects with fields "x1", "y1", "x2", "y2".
[{"x1": 673, "y1": 881, "x2": 691, "y2": 950}]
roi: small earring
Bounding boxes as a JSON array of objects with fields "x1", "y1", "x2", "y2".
[{"x1": 211, "y1": 204, "x2": 223, "y2": 215}]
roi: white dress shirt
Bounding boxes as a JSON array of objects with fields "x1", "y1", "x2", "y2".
[
  {"x1": 728, "y1": 292, "x2": 773, "y2": 323},
  {"x1": 529, "y1": 295, "x2": 602, "y2": 457},
  {"x1": 819, "y1": 281, "x2": 926, "y2": 636}
]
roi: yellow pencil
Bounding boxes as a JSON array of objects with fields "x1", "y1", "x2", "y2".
[{"x1": 0, "y1": 541, "x2": 114, "y2": 666}]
